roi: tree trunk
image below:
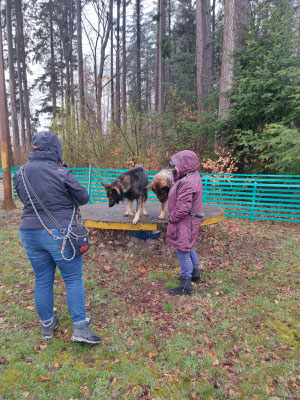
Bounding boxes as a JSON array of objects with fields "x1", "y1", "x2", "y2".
[
  {"x1": 111, "y1": 12, "x2": 114, "y2": 123},
  {"x1": 218, "y1": 0, "x2": 249, "y2": 120},
  {"x1": 58, "y1": 1, "x2": 74, "y2": 107},
  {"x1": 136, "y1": 0, "x2": 142, "y2": 112},
  {"x1": 166, "y1": 0, "x2": 172, "y2": 84},
  {"x1": 145, "y1": 46, "x2": 151, "y2": 111},
  {"x1": 211, "y1": 0, "x2": 216, "y2": 76},
  {"x1": 122, "y1": 0, "x2": 127, "y2": 122},
  {"x1": 77, "y1": 0, "x2": 84, "y2": 118},
  {"x1": 97, "y1": 0, "x2": 113, "y2": 127},
  {"x1": 70, "y1": 2, "x2": 75, "y2": 105},
  {"x1": 196, "y1": 0, "x2": 212, "y2": 111},
  {"x1": 14, "y1": 2, "x2": 26, "y2": 150},
  {"x1": 59, "y1": 39, "x2": 64, "y2": 108},
  {"x1": 158, "y1": 0, "x2": 166, "y2": 116},
  {"x1": 16, "y1": 0, "x2": 32, "y2": 148},
  {"x1": 6, "y1": 0, "x2": 20, "y2": 160},
  {"x1": 49, "y1": 0, "x2": 57, "y2": 118},
  {"x1": 296, "y1": 0, "x2": 300, "y2": 56},
  {"x1": 0, "y1": 8, "x2": 16, "y2": 210},
  {"x1": 115, "y1": 0, "x2": 121, "y2": 127},
  {"x1": 110, "y1": 19, "x2": 115, "y2": 123},
  {"x1": 155, "y1": 2, "x2": 159, "y2": 112}
]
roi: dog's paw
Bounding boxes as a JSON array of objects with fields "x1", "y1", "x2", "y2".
[
  {"x1": 132, "y1": 218, "x2": 139, "y2": 225},
  {"x1": 143, "y1": 212, "x2": 149, "y2": 217},
  {"x1": 158, "y1": 214, "x2": 165, "y2": 220},
  {"x1": 124, "y1": 212, "x2": 134, "y2": 217}
]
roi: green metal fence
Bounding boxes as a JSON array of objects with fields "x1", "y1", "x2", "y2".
[{"x1": 1, "y1": 167, "x2": 300, "y2": 223}]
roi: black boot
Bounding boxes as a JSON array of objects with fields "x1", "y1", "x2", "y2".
[
  {"x1": 191, "y1": 268, "x2": 201, "y2": 284},
  {"x1": 178, "y1": 269, "x2": 202, "y2": 284},
  {"x1": 169, "y1": 278, "x2": 192, "y2": 295}
]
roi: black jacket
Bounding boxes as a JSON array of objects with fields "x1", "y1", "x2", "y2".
[{"x1": 14, "y1": 131, "x2": 89, "y2": 230}]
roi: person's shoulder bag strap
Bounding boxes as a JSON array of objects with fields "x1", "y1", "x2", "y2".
[{"x1": 20, "y1": 166, "x2": 77, "y2": 261}]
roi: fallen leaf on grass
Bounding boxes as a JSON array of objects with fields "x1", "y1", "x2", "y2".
[
  {"x1": 26, "y1": 306, "x2": 35, "y2": 311},
  {"x1": 22, "y1": 392, "x2": 30, "y2": 398},
  {"x1": 128, "y1": 339, "x2": 135, "y2": 347},
  {"x1": 227, "y1": 373, "x2": 239, "y2": 382},
  {"x1": 80, "y1": 385, "x2": 91, "y2": 398},
  {"x1": 109, "y1": 377, "x2": 117, "y2": 385},
  {"x1": 149, "y1": 352, "x2": 157, "y2": 359},
  {"x1": 203, "y1": 333, "x2": 213, "y2": 346},
  {"x1": 48, "y1": 363, "x2": 62, "y2": 372},
  {"x1": 40, "y1": 375, "x2": 51, "y2": 382},
  {"x1": 0, "y1": 357, "x2": 9, "y2": 365}
]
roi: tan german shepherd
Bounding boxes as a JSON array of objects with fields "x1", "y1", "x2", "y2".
[{"x1": 146, "y1": 168, "x2": 173, "y2": 219}]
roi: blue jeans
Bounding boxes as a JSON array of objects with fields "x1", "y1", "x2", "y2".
[
  {"x1": 176, "y1": 248, "x2": 199, "y2": 279},
  {"x1": 19, "y1": 229, "x2": 86, "y2": 324}
]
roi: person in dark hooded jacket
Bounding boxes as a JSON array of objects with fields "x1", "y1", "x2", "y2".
[
  {"x1": 14, "y1": 131, "x2": 100, "y2": 344},
  {"x1": 166, "y1": 150, "x2": 203, "y2": 295}
]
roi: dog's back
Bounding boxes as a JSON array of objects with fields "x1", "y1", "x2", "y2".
[
  {"x1": 151, "y1": 168, "x2": 172, "y2": 189},
  {"x1": 120, "y1": 166, "x2": 149, "y2": 200}
]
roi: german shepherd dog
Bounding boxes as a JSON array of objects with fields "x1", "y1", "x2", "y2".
[
  {"x1": 146, "y1": 168, "x2": 173, "y2": 219},
  {"x1": 101, "y1": 166, "x2": 149, "y2": 224}
]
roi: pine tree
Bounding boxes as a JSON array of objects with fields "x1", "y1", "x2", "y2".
[
  {"x1": 171, "y1": 0, "x2": 196, "y2": 103},
  {"x1": 227, "y1": 0, "x2": 300, "y2": 173}
]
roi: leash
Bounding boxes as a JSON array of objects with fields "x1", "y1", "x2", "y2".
[{"x1": 20, "y1": 167, "x2": 77, "y2": 261}]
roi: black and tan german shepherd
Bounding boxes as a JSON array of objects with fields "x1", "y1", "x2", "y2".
[
  {"x1": 146, "y1": 168, "x2": 173, "y2": 219},
  {"x1": 101, "y1": 166, "x2": 149, "y2": 224}
]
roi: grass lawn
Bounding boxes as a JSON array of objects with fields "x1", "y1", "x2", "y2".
[{"x1": 0, "y1": 206, "x2": 299, "y2": 400}]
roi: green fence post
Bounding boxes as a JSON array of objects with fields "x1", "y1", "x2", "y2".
[
  {"x1": 203, "y1": 176, "x2": 208, "y2": 203},
  {"x1": 250, "y1": 181, "x2": 257, "y2": 221},
  {"x1": 88, "y1": 165, "x2": 93, "y2": 204}
]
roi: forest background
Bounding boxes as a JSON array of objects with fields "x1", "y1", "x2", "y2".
[{"x1": 1, "y1": 0, "x2": 300, "y2": 174}]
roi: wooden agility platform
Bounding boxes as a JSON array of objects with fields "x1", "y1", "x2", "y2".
[{"x1": 81, "y1": 202, "x2": 225, "y2": 231}]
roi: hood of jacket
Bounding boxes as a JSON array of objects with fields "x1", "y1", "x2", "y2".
[
  {"x1": 170, "y1": 150, "x2": 199, "y2": 177},
  {"x1": 28, "y1": 131, "x2": 63, "y2": 164}
]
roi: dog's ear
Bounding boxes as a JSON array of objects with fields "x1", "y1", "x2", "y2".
[
  {"x1": 101, "y1": 181, "x2": 111, "y2": 188},
  {"x1": 145, "y1": 182, "x2": 153, "y2": 189},
  {"x1": 111, "y1": 185, "x2": 121, "y2": 196},
  {"x1": 160, "y1": 180, "x2": 168, "y2": 188}
]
